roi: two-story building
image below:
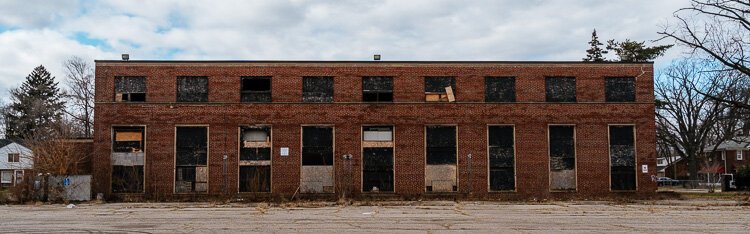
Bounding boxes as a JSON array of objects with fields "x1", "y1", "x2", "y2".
[{"x1": 92, "y1": 59, "x2": 657, "y2": 200}]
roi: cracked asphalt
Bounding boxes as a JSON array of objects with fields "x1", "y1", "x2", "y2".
[{"x1": 1, "y1": 200, "x2": 749, "y2": 233}]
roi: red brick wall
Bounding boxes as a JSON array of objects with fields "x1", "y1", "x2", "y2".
[{"x1": 93, "y1": 61, "x2": 657, "y2": 199}]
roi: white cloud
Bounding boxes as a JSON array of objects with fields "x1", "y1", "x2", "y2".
[{"x1": 0, "y1": 0, "x2": 693, "y2": 100}]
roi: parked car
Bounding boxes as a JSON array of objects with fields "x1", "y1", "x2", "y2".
[{"x1": 657, "y1": 177, "x2": 679, "y2": 186}]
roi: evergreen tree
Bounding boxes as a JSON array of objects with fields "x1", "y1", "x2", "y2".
[
  {"x1": 583, "y1": 29, "x2": 607, "y2": 62},
  {"x1": 606, "y1": 39, "x2": 673, "y2": 62},
  {"x1": 5, "y1": 65, "x2": 66, "y2": 140}
]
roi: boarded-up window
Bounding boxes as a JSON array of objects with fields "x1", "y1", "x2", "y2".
[
  {"x1": 303, "y1": 76, "x2": 333, "y2": 102},
  {"x1": 485, "y1": 77, "x2": 516, "y2": 102},
  {"x1": 424, "y1": 77, "x2": 456, "y2": 102},
  {"x1": 362, "y1": 147, "x2": 394, "y2": 192},
  {"x1": 549, "y1": 125, "x2": 576, "y2": 191},
  {"x1": 489, "y1": 126, "x2": 515, "y2": 191},
  {"x1": 114, "y1": 76, "x2": 146, "y2": 102},
  {"x1": 363, "y1": 126, "x2": 393, "y2": 142},
  {"x1": 545, "y1": 77, "x2": 576, "y2": 102},
  {"x1": 241, "y1": 76, "x2": 272, "y2": 102},
  {"x1": 605, "y1": 77, "x2": 635, "y2": 102},
  {"x1": 176, "y1": 76, "x2": 208, "y2": 102},
  {"x1": 362, "y1": 76, "x2": 393, "y2": 102},
  {"x1": 112, "y1": 166, "x2": 144, "y2": 193},
  {"x1": 302, "y1": 126, "x2": 333, "y2": 165},
  {"x1": 610, "y1": 125, "x2": 636, "y2": 190},
  {"x1": 240, "y1": 166, "x2": 270, "y2": 192},
  {"x1": 426, "y1": 126, "x2": 456, "y2": 165},
  {"x1": 113, "y1": 127, "x2": 144, "y2": 153},
  {"x1": 175, "y1": 127, "x2": 208, "y2": 193}
]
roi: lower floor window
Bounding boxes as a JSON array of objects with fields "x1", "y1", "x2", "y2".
[
  {"x1": 112, "y1": 166, "x2": 144, "y2": 193},
  {"x1": 239, "y1": 166, "x2": 271, "y2": 192}
]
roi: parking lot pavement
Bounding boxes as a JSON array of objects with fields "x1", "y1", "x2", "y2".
[{"x1": 1, "y1": 201, "x2": 749, "y2": 233}]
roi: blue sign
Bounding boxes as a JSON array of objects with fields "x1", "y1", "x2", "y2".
[{"x1": 63, "y1": 177, "x2": 71, "y2": 187}]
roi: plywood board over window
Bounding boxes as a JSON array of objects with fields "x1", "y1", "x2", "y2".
[
  {"x1": 111, "y1": 126, "x2": 145, "y2": 193},
  {"x1": 424, "y1": 77, "x2": 456, "y2": 102}
]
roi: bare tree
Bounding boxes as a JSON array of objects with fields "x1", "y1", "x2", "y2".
[
  {"x1": 655, "y1": 59, "x2": 736, "y2": 181},
  {"x1": 658, "y1": 0, "x2": 750, "y2": 110},
  {"x1": 62, "y1": 56, "x2": 95, "y2": 138}
]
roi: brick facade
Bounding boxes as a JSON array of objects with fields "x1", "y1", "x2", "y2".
[{"x1": 93, "y1": 61, "x2": 657, "y2": 200}]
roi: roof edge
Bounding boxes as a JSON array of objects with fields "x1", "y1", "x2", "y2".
[{"x1": 94, "y1": 60, "x2": 654, "y2": 64}]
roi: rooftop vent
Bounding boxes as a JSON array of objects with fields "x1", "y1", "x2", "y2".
[
  {"x1": 373, "y1": 54, "x2": 381, "y2": 61},
  {"x1": 122, "y1": 54, "x2": 130, "y2": 61}
]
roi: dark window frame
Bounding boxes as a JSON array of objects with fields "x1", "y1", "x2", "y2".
[
  {"x1": 114, "y1": 76, "x2": 147, "y2": 102},
  {"x1": 362, "y1": 76, "x2": 394, "y2": 102},
  {"x1": 545, "y1": 77, "x2": 577, "y2": 102},
  {"x1": 112, "y1": 126, "x2": 145, "y2": 153},
  {"x1": 485, "y1": 76, "x2": 516, "y2": 102},
  {"x1": 605, "y1": 77, "x2": 636, "y2": 102},
  {"x1": 7, "y1": 153, "x2": 19, "y2": 163},
  {"x1": 241, "y1": 76, "x2": 272, "y2": 103},
  {"x1": 174, "y1": 126, "x2": 209, "y2": 193},
  {"x1": 609, "y1": 125, "x2": 637, "y2": 191},
  {"x1": 548, "y1": 125, "x2": 577, "y2": 191},
  {"x1": 302, "y1": 76, "x2": 334, "y2": 103},
  {"x1": 302, "y1": 126, "x2": 334, "y2": 166},
  {"x1": 488, "y1": 125, "x2": 515, "y2": 191},
  {"x1": 426, "y1": 125, "x2": 457, "y2": 165},
  {"x1": 176, "y1": 76, "x2": 209, "y2": 103}
]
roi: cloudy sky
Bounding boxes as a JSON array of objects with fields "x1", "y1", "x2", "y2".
[{"x1": 0, "y1": 0, "x2": 690, "y2": 100}]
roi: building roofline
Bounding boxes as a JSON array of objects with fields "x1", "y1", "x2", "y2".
[{"x1": 95, "y1": 59, "x2": 654, "y2": 65}]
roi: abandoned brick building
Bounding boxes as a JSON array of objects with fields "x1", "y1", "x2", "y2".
[{"x1": 92, "y1": 60, "x2": 657, "y2": 199}]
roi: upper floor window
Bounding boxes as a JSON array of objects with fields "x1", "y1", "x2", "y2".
[
  {"x1": 176, "y1": 76, "x2": 208, "y2": 102},
  {"x1": 241, "y1": 76, "x2": 272, "y2": 103},
  {"x1": 545, "y1": 77, "x2": 576, "y2": 102},
  {"x1": 362, "y1": 76, "x2": 393, "y2": 102},
  {"x1": 114, "y1": 76, "x2": 146, "y2": 102},
  {"x1": 7, "y1": 153, "x2": 19, "y2": 163},
  {"x1": 302, "y1": 76, "x2": 333, "y2": 102},
  {"x1": 605, "y1": 77, "x2": 636, "y2": 102},
  {"x1": 485, "y1": 77, "x2": 516, "y2": 102},
  {"x1": 424, "y1": 76, "x2": 456, "y2": 102}
]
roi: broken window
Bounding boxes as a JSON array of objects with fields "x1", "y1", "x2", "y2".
[
  {"x1": 426, "y1": 126, "x2": 457, "y2": 192},
  {"x1": 176, "y1": 76, "x2": 208, "y2": 102},
  {"x1": 241, "y1": 76, "x2": 272, "y2": 102},
  {"x1": 610, "y1": 125, "x2": 636, "y2": 191},
  {"x1": 239, "y1": 126, "x2": 271, "y2": 192},
  {"x1": 302, "y1": 126, "x2": 333, "y2": 165},
  {"x1": 239, "y1": 166, "x2": 270, "y2": 193},
  {"x1": 175, "y1": 127, "x2": 208, "y2": 193},
  {"x1": 545, "y1": 77, "x2": 576, "y2": 102},
  {"x1": 363, "y1": 148, "x2": 394, "y2": 192},
  {"x1": 549, "y1": 125, "x2": 576, "y2": 191},
  {"x1": 485, "y1": 77, "x2": 516, "y2": 102},
  {"x1": 362, "y1": 126, "x2": 394, "y2": 192},
  {"x1": 111, "y1": 126, "x2": 145, "y2": 193},
  {"x1": 362, "y1": 76, "x2": 393, "y2": 102},
  {"x1": 114, "y1": 76, "x2": 146, "y2": 102},
  {"x1": 424, "y1": 77, "x2": 456, "y2": 102},
  {"x1": 112, "y1": 166, "x2": 144, "y2": 193},
  {"x1": 301, "y1": 126, "x2": 334, "y2": 193},
  {"x1": 302, "y1": 76, "x2": 333, "y2": 102},
  {"x1": 489, "y1": 126, "x2": 515, "y2": 191},
  {"x1": 426, "y1": 126, "x2": 457, "y2": 165},
  {"x1": 605, "y1": 77, "x2": 636, "y2": 102}
]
